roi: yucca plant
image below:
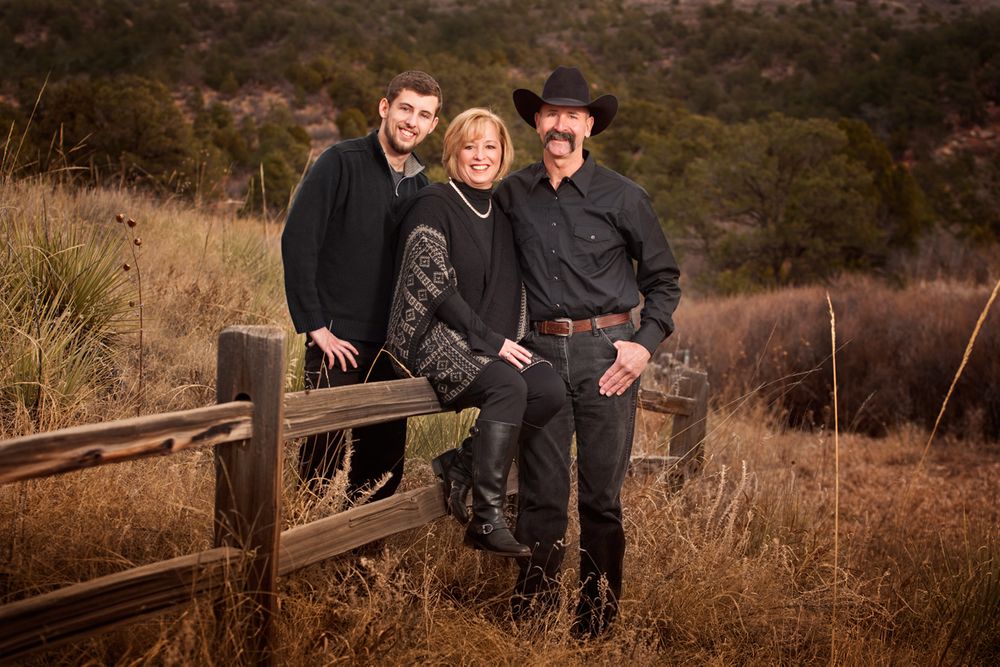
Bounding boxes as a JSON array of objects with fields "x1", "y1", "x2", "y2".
[{"x1": 0, "y1": 208, "x2": 135, "y2": 427}]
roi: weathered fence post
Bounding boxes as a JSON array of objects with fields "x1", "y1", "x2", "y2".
[
  {"x1": 669, "y1": 370, "x2": 709, "y2": 475},
  {"x1": 214, "y1": 326, "x2": 285, "y2": 665}
]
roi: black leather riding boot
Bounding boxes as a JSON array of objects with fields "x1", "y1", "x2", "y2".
[{"x1": 464, "y1": 419, "x2": 530, "y2": 558}]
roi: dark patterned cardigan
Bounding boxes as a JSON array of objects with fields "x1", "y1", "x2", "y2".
[{"x1": 386, "y1": 182, "x2": 544, "y2": 406}]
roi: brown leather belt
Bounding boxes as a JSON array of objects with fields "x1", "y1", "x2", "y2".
[{"x1": 533, "y1": 312, "x2": 631, "y2": 337}]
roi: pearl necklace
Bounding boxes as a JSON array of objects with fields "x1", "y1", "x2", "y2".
[{"x1": 448, "y1": 178, "x2": 492, "y2": 219}]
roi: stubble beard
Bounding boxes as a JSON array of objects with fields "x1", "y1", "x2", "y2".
[{"x1": 383, "y1": 123, "x2": 417, "y2": 158}]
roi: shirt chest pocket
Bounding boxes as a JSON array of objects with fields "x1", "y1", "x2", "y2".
[
  {"x1": 571, "y1": 222, "x2": 619, "y2": 272},
  {"x1": 573, "y1": 223, "x2": 612, "y2": 243}
]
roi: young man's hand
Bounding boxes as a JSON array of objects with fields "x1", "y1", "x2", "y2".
[
  {"x1": 308, "y1": 327, "x2": 359, "y2": 371},
  {"x1": 598, "y1": 341, "x2": 650, "y2": 396}
]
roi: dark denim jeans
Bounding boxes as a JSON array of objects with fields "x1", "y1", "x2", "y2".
[{"x1": 514, "y1": 321, "x2": 639, "y2": 635}]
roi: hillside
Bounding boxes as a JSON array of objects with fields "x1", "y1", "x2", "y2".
[{"x1": 3, "y1": 0, "x2": 999, "y2": 295}]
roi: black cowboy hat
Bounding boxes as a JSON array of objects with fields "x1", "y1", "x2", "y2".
[{"x1": 512, "y1": 66, "x2": 619, "y2": 136}]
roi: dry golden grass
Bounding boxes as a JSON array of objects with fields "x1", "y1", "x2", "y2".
[
  {"x1": 2, "y1": 181, "x2": 999, "y2": 664},
  {"x1": 671, "y1": 275, "x2": 1000, "y2": 441},
  {"x1": 6, "y1": 404, "x2": 997, "y2": 664},
  {"x1": 0, "y1": 178, "x2": 300, "y2": 439}
]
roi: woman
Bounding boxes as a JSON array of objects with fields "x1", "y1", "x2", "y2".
[{"x1": 386, "y1": 108, "x2": 565, "y2": 558}]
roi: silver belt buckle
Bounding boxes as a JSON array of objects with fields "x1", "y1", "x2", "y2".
[{"x1": 553, "y1": 317, "x2": 573, "y2": 337}]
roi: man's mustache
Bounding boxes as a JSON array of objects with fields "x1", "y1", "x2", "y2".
[{"x1": 543, "y1": 129, "x2": 575, "y2": 151}]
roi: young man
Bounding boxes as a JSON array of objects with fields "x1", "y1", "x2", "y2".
[
  {"x1": 495, "y1": 66, "x2": 681, "y2": 638},
  {"x1": 281, "y1": 71, "x2": 441, "y2": 503}
]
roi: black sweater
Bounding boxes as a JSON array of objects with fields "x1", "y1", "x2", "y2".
[
  {"x1": 396, "y1": 182, "x2": 521, "y2": 355},
  {"x1": 281, "y1": 131, "x2": 428, "y2": 342}
]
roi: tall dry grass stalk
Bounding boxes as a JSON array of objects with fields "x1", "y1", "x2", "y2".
[
  {"x1": 920, "y1": 277, "x2": 1000, "y2": 464},
  {"x1": 827, "y1": 292, "x2": 841, "y2": 665},
  {"x1": 115, "y1": 213, "x2": 146, "y2": 416},
  {"x1": 1, "y1": 76, "x2": 47, "y2": 183}
]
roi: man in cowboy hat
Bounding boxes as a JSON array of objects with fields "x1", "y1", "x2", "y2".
[{"x1": 494, "y1": 66, "x2": 681, "y2": 638}]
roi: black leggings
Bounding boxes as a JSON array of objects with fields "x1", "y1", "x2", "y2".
[{"x1": 452, "y1": 361, "x2": 565, "y2": 428}]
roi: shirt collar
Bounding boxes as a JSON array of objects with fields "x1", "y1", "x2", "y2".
[
  {"x1": 528, "y1": 150, "x2": 595, "y2": 196},
  {"x1": 402, "y1": 152, "x2": 426, "y2": 178}
]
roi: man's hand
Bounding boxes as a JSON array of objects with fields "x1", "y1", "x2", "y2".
[
  {"x1": 308, "y1": 327, "x2": 359, "y2": 372},
  {"x1": 498, "y1": 338, "x2": 533, "y2": 369},
  {"x1": 598, "y1": 341, "x2": 651, "y2": 396}
]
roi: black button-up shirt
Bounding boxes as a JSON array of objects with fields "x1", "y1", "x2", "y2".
[{"x1": 495, "y1": 152, "x2": 681, "y2": 354}]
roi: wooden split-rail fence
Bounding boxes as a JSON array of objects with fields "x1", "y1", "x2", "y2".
[{"x1": 0, "y1": 325, "x2": 708, "y2": 664}]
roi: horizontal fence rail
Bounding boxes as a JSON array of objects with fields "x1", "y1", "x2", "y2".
[
  {"x1": 0, "y1": 548, "x2": 241, "y2": 659},
  {"x1": 0, "y1": 325, "x2": 709, "y2": 664},
  {"x1": 278, "y1": 468, "x2": 520, "y2": 576},
  {"x1": 284, "y1": 377, "x2": 444, "y2": 439},
  {"x1": 0, "y1": 383, "x2": 692, "y2": 487},
  {"x1": 0, "y1": 403, "x2": 253, "y2": 485}
]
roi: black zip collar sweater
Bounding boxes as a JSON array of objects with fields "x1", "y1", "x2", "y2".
[{"x1": 281, "y1": 130, "x2": 429, "y2": 342}]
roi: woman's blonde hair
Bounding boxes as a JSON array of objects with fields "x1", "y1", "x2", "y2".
[{"x1": 441, "y1": 108, "x2": 515, "y2": 183}]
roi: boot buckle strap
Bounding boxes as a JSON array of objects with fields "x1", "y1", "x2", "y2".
[{"x1": 475, "y1": 523, "x2": 494, "y2": 535}]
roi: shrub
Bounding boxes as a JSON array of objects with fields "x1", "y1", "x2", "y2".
[
  {"x1": 30, "y1": 75, "x2": 202, "y2": 192},
  {"x1": 667, "y1": 114, "x2": 891, "y2": 292},
  {"x1": 241, "y1": 105, "x2": 311, "y2": 214},
  {"x1": 672, "y1": 276, "x2": 1000, "y2": 440}
]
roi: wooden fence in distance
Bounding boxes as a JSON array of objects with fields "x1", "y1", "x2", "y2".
[{"x1": 0, "y1": 325, "x2": 708, "y2": 664}]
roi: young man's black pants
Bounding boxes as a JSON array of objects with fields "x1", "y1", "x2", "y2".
[{"x1": 299, "y1": 339, "x2": 406, "y2": 503}]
